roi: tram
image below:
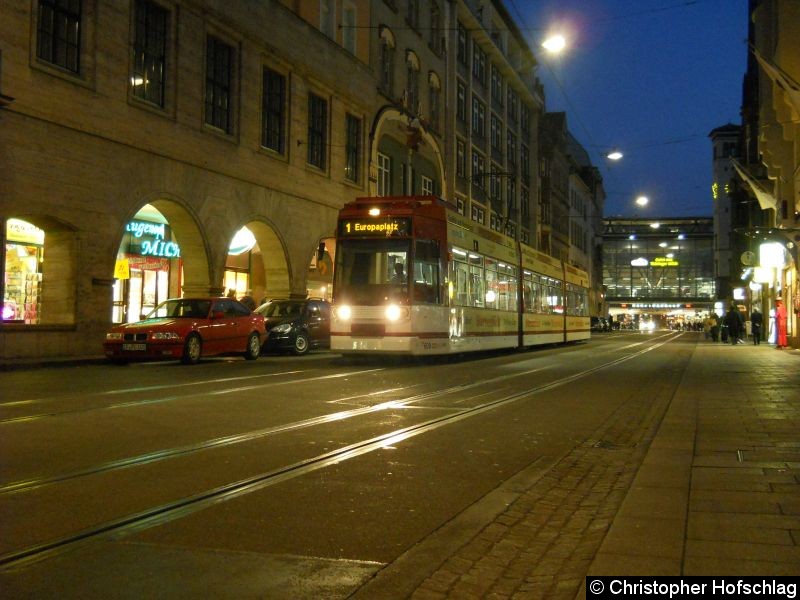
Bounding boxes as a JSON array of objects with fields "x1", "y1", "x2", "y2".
[{"x1": 331, "y1": 195, "x2": 590, "y2": 355}]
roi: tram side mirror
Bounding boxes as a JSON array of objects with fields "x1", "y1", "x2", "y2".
[{"x1": 316, "y1": 241, "x2": 326, "y2": 262}]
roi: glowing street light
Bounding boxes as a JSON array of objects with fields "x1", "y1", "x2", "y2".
[
  {"x1": 541, "y1": 34, "x2": 567, "y2": 54},
  {"x1": 607, "y1": 150, "x2": 623, "y2": 161},
  {"x1": 635, "y1": 196, "x2": 649, "y2": 208}
]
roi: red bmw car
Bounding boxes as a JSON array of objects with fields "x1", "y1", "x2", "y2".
[{"x1": 104, "y1": 297, "x2": 266, "y2": 364}]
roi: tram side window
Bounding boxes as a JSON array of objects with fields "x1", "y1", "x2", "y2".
[
  {"x1": 546, "y1": 277, "x2": 563, "y2": 314},
  {"x1": 468, "y1": 252, "x2": 483, "y2": 307},
  {"x1": 566, "y1": 283, "x2": 587, "y2": 316},
  {"x1": 484, "y1": 258, "x2": 498, "y2": 309},
  {"x1": 522, "y1": 272, "x2": 533, "y2": 313},
  {"x1": 413, "y1": 239, "x2": 440, "y2": 304},
  {"x1": 450, "y1": 251, "x2": 470, "y2": 306},
  {"x1": 497, "y1": 263, "x2": 517, "y2": 312}
]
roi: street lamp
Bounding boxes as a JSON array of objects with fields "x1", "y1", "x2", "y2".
[
  {"x1": 541, "y1": 34, "x2": 567, "y2": 54},
  {"x1": 635, "y1": 196, "x2": 649, "y2": 208},
  {"x1": 606, "y1": 150, "x2": 623, "y2": 161}
]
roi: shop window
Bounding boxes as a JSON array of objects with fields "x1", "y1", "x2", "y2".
[
  {"x1": 3, "y1": 219, "x2": 44, "y2": 323},
  {"x1": 2, "y1": 217, "x2": 77, "y2": 326}
]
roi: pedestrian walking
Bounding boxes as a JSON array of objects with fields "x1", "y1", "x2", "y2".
[
  {"x1": 750, "y1": 307, "x2": 763, "y2": 345},
  {"x1": 775, "y1": 299, "x2": 788, "y2": 349},
  {"x1": 709, "y1": 312, "x2": 720, "y2": 342},
  {"x1": 724, "y1": 304, "x2": 744, "y2": 345}
]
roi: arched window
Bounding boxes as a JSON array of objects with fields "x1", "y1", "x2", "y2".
[
  {"x1": 405, "y1": 50, "x2": 420, "y2": 113},
  {"x1": 428, "y1": 71, "x2": 441, "y2": 131},
  {"x1": 379, "y1": 27, "x2": 395, "y2": 97}
]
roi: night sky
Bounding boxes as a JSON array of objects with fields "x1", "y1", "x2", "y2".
[{"x1": 506, "y1": 0, "x2": 749, "y2": 218}]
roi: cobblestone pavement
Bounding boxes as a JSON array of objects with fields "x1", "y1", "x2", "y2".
[{"x1": 355, "y1": 340, "x2": 800, "y2": 600}]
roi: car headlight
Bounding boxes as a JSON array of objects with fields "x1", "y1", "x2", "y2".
[
  {"x1": 336, "y1": 305, "x2": 352, "y2": 321},
  {"x1": 272, "y1": 323, "x2": 293, "y2": 334},
  {"x1": 106, "y1": 332, "x2": 123, "y2": 340},
  {"x1": 151, "y1": 332, "x2": 180, "y2": 340}
]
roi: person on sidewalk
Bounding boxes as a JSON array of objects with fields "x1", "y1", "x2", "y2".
[
  {"x1": 750, "y1": 307, "x2": 763, "y2": 345},
  {"x1": 710, "y1": 312, "x2": 720, "y2": 342},
  {"x1": 775, "y1": 299, "x2": 788, "y2": 349},
  {"x1": 724, "y1": 304, "x2": 744, "y2": 345}
]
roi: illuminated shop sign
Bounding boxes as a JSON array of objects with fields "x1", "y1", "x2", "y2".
[
  {"x1": 7, "y1": 218, "x2": 45, "y2": 245},
  {"x1": 338, "y1": 217, "x2": 411, "y2": 237},
  {"x1": 126, "y1": 220, "x2": 181, "y2": 258}
]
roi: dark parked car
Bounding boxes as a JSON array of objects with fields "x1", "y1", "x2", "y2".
[{"x1": 254, "y1": 298, "x2": 330, "y2": 355}]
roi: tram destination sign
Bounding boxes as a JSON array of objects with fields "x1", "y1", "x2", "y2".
[{"x1": 339, "y1": 217, "x2": 411, "y2": 238}]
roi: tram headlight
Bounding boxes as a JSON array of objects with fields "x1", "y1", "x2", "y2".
[
  {"x1": 336, "y1": 305, "x2": 352, "y2": 321},
  {"x1": 385, "y1": 304, "x2": 402, "y2": 322}
]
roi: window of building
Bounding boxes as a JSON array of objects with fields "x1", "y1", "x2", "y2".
[
  {"x1": 345, "y1": 113, "x2": 361, "y2": 182},
  {"x1": 491, "y1": 64, "x2": 503, "y2": 105},
  {"x1": 421, "y1": 175, "x2": 434, "y2": 195},
  {"x1": 507, "y1": 178, "x2": 516, "y2": 214},
  {"x1": 521, "y1": 104, "x2": 531, "y2": 137},
  {"x1": 490, "y1": 113, "x2": 502, "y2": 152},
  {"x1": 521, "y1": 144, "x2": 530, "y2": 182},
  {"x1": 456, "y1": 80, "x2": 467, "y2": 122},
  {"x1": 429, "y1": 2, "x2": 442, "y2": 54},
  {"x1": 490, "y1": 165, "x2": 502, "y2": 205},
  {"x1": 205, "y1": 35, "x2": 234, "y2": 133},
  {"x1": 507, "y1": 130, "x2": 516, "y2": 166},
  {"x1": 261, "y1": 67, "x2": 285, "y2": 153},
  {"x1": 379, "y1": 27, "x2": 395, "y2": 97},
  {"x1": 457, "y1": 21, "x2": 468, "y2": 66},
  {"x1": 472, "y1": 42, "x2": 486, "y2": 85},
  {"x1": 405, "y1": 51, "x2": 420, "y2": 112},
  {"x1": 471, "y1": 204, "x2": 485, "y2": 225},
  {"x1": 521, "y1": 186, "x2": 530, "y2": 218},
  {"x1": 131, "y1": 0, "x2": 167, "y2": 107},
  {"x1": 377, "y1": 152, "x2": 392, "y2": 196},
  {"x1": 507, "y1": 87, "x2": 518, "y2": 122},
  {"x1": 320, "y1": 0, "x2": 335, "y2": 38},
  {"x1": 428, "y1": 72, "x2": 441, "y2": 131},
  {"x1": 456, "y1": 196, "x2": 465, "y2": 215},
  {"x1": 37, "y1": 0, "x2": 82, "y2": 73},
  {"x1": 406, "y1": 0, "x2": 419, "y2": 29},
  {"x1": 456, "y1": 138, "x2": 466, "y2": 178},
  {"x1": 342, "y1": 2, "x2": 357, "y2": 54},
  {"x1": 471, "y1": 150, "x2": 485, "y2": 190},
  {"x1": 307, "y1": 92, "x2": 328, "y2": 169},
  {"x1": 472, "y1": 95, "x2": 485, "y2": 138}
]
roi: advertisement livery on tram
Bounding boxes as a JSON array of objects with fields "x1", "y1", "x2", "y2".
[{"x1": 332, "y1": 196, "x2": 590, "y2": 355}]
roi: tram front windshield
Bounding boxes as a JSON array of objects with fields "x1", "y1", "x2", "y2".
[{"x1": 334, "y1": 239, "x2": 410, "y2": 305}]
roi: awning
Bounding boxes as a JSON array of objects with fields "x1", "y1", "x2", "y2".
[
  {"x1": 752, "y1": 47, "x2": 800, "y2": 115},
  {"x1": 731, "y1": 158, "x2": 778, "y2": 212}
]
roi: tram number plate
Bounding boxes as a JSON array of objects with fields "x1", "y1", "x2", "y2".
[{"x1": 122, "y1": 343, "x2": 146, "y2": 351}]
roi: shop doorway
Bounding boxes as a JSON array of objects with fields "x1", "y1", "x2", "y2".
[{"x1": 113, "y1": 205, "x2": 183, "y2": 323}]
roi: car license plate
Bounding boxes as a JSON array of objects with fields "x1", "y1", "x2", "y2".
[{"x1": 122, "y1": 343, "x2": 146, "y2": 351}]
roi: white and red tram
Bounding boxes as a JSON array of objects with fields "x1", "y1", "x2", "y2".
[{"x1": 331, "y1": 196, "x2": 590, "y2": 355}]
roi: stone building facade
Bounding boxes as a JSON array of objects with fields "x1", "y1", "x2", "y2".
[
  {"x1": 0, "y1": 0, "x2": 378, "y2": 359},
  {"x1": 0, "y1": 0, "x2": 606, "y2": 360}
]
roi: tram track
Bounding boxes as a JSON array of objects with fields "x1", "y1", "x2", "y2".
[
  {"x1": 0, "y1": 368, "x2": 385, "y2": 424},
  {"x1": 0, "y1": 332, "x2": 681, "y2": 570},
  {"x1": 0, "y1": 332, "x2": 678, "y2": 495}
]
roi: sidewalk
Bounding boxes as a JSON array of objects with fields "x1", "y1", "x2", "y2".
[{"x1": 353, "y1": 339, "x2": 800, "y2": 599}]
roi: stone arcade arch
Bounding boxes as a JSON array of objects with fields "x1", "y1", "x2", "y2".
[
  {"x1": 370, "y1": 107, "x2": 446, "y2": 198},
  {"x1": 230, "y1": 219, "x2": 292, "y2": 304}
]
